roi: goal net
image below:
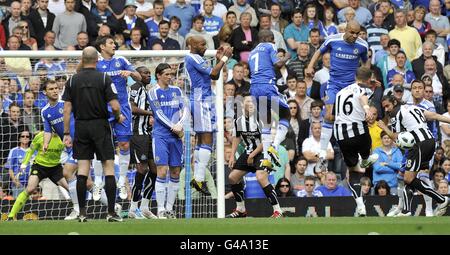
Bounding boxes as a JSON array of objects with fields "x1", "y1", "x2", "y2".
[{"x1": 0, "y1": 50, "x2": 225, "y2": 220}]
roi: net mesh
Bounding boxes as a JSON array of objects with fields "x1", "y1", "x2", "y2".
[{"x1": 0, "y1": 52, "x2": 219, "y2": 220}]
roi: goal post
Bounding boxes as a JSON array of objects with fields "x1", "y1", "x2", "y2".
[{"x1": 0, "y1": 50, "x2": 225, "y2": 220}]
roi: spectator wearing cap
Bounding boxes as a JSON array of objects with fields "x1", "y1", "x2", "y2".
[
  {"x1": 52, "y1": 0, "x2": 87, "y2": 49},
  {"x1": 118, "y1": 0, "x2": 149, "y2": 44},
  {"x1": 383, "y1": 74, "x2": 412, "y2": 103},
  {"x1": 386, "y1": 51, "x2": 416, "y2": 88},
  {"x1": 388, "y1": 9, "x2": 422, "y2": 61},
  {"x1": 372, "y1": 131, "x2": 402, "y2": 196},
  {"x1": 163, "y1": 0, "x2": 196, "y2": 37}
]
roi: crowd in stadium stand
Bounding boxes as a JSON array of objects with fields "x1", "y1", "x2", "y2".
[{"x1": 0, "y1": 0, "x2": 450, "y2": 203}]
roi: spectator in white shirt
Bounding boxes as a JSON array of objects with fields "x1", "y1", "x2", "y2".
[{"x1": 302, "y1": 122, "x2": 334, "y2": 176}]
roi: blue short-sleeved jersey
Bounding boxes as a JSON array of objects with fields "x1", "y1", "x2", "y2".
[
  {"x1": 97, "y1": 55, "x2": 135, "y2": 105},
  {"x1": 249, "y1": 42, "x2": 279, "y2": 86},
  {"x1": 41, "y1": 101, "x2": 75, "y2": 140},
  {"x1": 185, "y1": 53, "x2": 213, "y2": 102},
  {"x1": 319, "y1": 33, "x2": 368, "y2": 87}
]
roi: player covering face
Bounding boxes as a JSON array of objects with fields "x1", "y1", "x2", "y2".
[{"x1": 185, "y1": 36, "x2": 232, "y2": 195}]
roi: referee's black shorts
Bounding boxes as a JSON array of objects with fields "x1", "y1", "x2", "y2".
[
  {"x1": 337, "y1": 132, "x2": 372, "y2": 168},
  {"x1": 404, "y1": 138, "x2": 435, "y2": 172},
  {"x1": 73, "y1": 119, "x2": 115, "y2": 161},
  {"x1": 130, "y1": 134, "x2": 153, "y2": 164}
]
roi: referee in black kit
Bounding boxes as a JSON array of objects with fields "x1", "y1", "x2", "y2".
[{"x1": 62, "y1": 46, "x2": 125, "y2": 222}]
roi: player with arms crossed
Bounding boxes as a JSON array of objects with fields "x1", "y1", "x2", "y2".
[
  {"x1": 185, "y1": 36, "x2": 232, "y2": 195},
  {"x1": 95, "y1": 35, "x2": 142, "y2": 200},
  {"x1": 248, "y1": 29, "x2": 290, "y2": 170},
  {"x1": 334, "y1": 67, "x2": 379, "y2": 216},
  {"x1": 305, "y1": 20, "x2": 370, "y2": 169},
  {"x1": 41, "y1": 80, "x2": 121, "y2": 220},
  {"x1": 6, "y1": 131, "x2": 68, "y2": 220},
  {"x1": 148, "y1": 63, "x2": 188, "y2": 219},
  {"x1": 227, "y1": 93, "x2": 283, "y2": 218},
  {"x1": 378, "y1": 94, "x2": 450, "y2": 216}
]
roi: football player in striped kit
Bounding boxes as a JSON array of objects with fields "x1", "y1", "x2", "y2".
[
  {"x1": 128, "y1": 66, "x2": 157, "y2": 219},
  {"x1": 227, "y1": 93, "x2": 283, "y2": 218},
  {"x1": 378, "y1": 94, "x2": 450, "y2": 216},
  {"x1": 334, "y1": 67, "x2": 379, "y2": 216}
]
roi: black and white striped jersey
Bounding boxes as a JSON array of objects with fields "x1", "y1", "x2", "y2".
[
  {"x1": 130, "y1": 82, "x2": 152, "y2": 136},
  {"x1": 334, "y1": 83, "x2": 369, "y2": 141},
  {"x1": 233, "y1": 114, "x2": 263, "y2": 154},
  {"x1": 391, "y1": 104, "x2": 433, "y2": 142}
]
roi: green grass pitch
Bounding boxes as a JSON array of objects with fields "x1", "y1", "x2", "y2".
[{"x1": 2, "y1": 217, "x2": 450, "y2": 235}]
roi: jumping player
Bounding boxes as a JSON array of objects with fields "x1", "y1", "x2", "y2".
[
  {"x1": 248, "y1": 29, "x2": 290, "y2": 170},
  {"x1": 305, "y1": 20, "x2": 370, "y2": 167},
  {"x1": 333, "y1": 67, "x2": 379, "y2": 216},
  {"x1": 185, "y1": 36, "x2": 232, "y2": 195}
]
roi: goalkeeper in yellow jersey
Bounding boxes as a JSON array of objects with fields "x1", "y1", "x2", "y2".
[{"x1": 7, "y1": 131, "x2": 69, "y2": 220}]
